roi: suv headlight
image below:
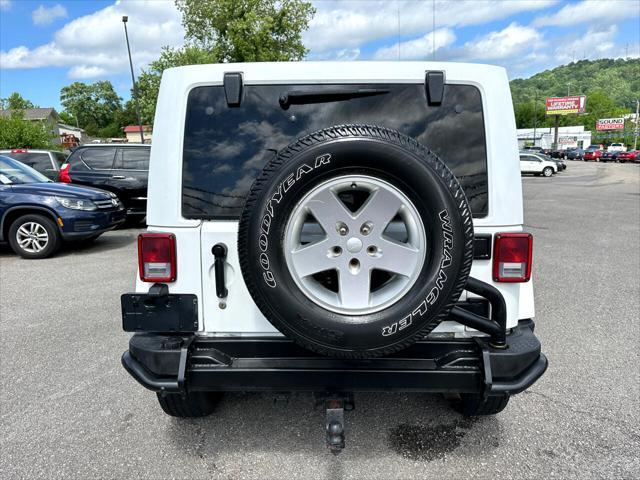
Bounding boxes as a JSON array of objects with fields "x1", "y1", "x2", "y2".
[{"x1": 55, "y1": 196, "x2": 97, "y2": 211}]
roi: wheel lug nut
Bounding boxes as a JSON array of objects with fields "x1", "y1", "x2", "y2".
[
  {"x1": 367, "y1": 245, "x2": 378, "y2": 256},
  {"x1": 348, "y1": 258, "x2": 360, "y2": 274},
  {"x1": 360, "y1": 221, "x2": 373, "y2": 236},
  {"x1": 331, "y1": 246, "x2": 342, "y2": 257},
  {"x1": 336, "y1": 222, "x2": 349, "y2": 236}
]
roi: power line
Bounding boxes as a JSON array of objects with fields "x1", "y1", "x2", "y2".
[{"x1": 432, "y1": 0, "x2": 436, "y2": 60}]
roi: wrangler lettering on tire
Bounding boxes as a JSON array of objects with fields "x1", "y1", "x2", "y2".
[{"x1": 238, "y1": 124, "x2": 474, "y2": 358}]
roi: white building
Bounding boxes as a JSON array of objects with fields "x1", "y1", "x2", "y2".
[
  {"x1": 124, "y1": 125, "x2": 152, "y2": 143},
  {"x1": 58, "y1": 123, "x2": 88, "y2": 144},
  {"x1": 517, "y1": 125, "x2": 592, "y2": 150}
]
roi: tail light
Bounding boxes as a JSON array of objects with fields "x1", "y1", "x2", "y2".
[
  {"x1": 59, "y1": 163, "x2": 71, "y2": 183},
  {"x1": 493, "y1": 233, "x2": 532, "y2": 283},
  {"x1": 138, "y1": 233, "x2": 176, "y2": 282},
  {"x1": 11, "y1": 149, "x2": 27, "y2": 153}
]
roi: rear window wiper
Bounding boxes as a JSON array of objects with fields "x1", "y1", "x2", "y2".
[{"x1": 279, "y1": 88, "x2": 389, "y2": 110}]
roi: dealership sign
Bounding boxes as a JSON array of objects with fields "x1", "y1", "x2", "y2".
[
  {"x1": 546, "y1": 96, "x2": 587, "y2": 115},
  {"x1": 596, "y1": 118, "x2": 625, "y2": 131}
]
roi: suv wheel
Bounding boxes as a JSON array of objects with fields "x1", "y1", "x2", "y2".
[
  {"x1": 450, "y1": 393, "x2": 510, "y2": 416},
  {"x1": 156, "y1": 392, "x2": 223, "y2": 417},
  {"x1": 8, "y1": 214, "x2": 61, "y2": 259},
  {"x1": 238, "y1": 124, "x2": 474, "y2": 358},
  {"x1": 542, "y1": 167, "x2": 553, "y2": 177}
]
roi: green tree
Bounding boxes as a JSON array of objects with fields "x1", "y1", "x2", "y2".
[
  {"x1": 511, "y1": 59, "x2": 639, "y2": 134},
  {"x1": 136, "y1": 45, "x2": 218, "y2": 123},
  {"x1": 176, "y1": 0, "x2": 315, "y2": 62},
  {"x1": 117, "y1": 100, "x2": 140, "y2": 129},
  {"x1": 136, "y1": 0, "x2": 315, "y2": 123},
  {"x1": 0, "y1": 112, "x2": 57, "y2": 149},
  {"x1": 0, "y1": 92, "x2": 37, "y2": 110},
  {"x1": 60, "y1": 81, "x2": 123, "y2": 136},
  {"x1": 58, "y1": 110, "x2": 78, "y2": 126}
]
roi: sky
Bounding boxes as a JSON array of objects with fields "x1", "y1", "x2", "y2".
[{"x1": 0, "y1": 0, "x2": 639, "y2": 111}]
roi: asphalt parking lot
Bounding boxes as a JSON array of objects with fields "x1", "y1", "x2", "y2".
[{"x1": 1, "y1": 161, "x2": 639, "y2": 479}]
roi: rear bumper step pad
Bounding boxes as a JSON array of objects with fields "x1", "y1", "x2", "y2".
[{"x1": 122, "y1": 320, "x2": 547, "y2": 396}]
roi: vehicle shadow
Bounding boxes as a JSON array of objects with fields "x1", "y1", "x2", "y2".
[
  {"x1": 163, "y1": 391, "x2": 502, "y2": 467},
  {"x1": 0, "y1": 229, "x2": 140, "y2": 259},
  {"x1": 58, "y1": 231, "x2": 140, "y2": 257}
]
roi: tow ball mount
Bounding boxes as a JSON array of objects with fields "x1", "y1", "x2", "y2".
[{"x1": 316, "y1": 392, "x2": 355, "y2": 454}]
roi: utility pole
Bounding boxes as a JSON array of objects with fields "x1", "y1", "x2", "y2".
[
  {"x1": 553, "y1": 114, "x2": 559, "y2": 150},
  {"x1": 634, "y1": 99, "x2": 639, "y2": 151},
  {"x1": 533, "y1": 90, "x2": 538, "y2": 147},
  {"x1": 567, "y1": 82, "x2": 572, "y2": 96},
  {"x1": 122, "y1": 16, "x2": 145, "y2": 144}
]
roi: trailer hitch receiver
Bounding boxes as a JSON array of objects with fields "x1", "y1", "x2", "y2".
[{"x1": 318, "y1": 393, "x2": 354, "y2": 454}]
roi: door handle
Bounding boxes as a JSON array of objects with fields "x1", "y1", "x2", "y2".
[
  {"x1": 212, "y1": 243, "x2": 228, "y2": 298},
  {"x1": 112, "y1": 175, "x2": 126, "y2": 179}
]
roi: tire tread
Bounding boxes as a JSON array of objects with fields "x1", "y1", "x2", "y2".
[
  {"x1": 156, "y1": 392, "x2": 221, "y2": 418},
  {"x1": 452, "y1": 394, "x2": 510, "y2": 416}
]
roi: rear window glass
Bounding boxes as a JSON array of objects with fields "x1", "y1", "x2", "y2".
[
  {"x1": 3, "y1": 152, "x2": 51, "y2": 172},
  {"x1": 114, "y1": 147, "x2": 150, "y2": 170},
  {"x1": 52, "y1": 152, "x2": 67, "y2": 167},
  {"x1": 182, "y1": 83, "x2": 488, "y2": 219},
  {"x1": 80, "y1": 148, "x2": 116, "y2": 169}
]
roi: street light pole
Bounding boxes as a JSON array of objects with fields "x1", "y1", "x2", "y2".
[{"x1": 122, "y1": 16, "x2": 145, "y2": 144}]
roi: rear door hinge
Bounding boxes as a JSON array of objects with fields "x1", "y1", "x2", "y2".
[
  {"x1": 223, "y1": 72, "x2": 243, "y2": 107},
  {"x1": 425, "y1": 71, "x2": 445, "y2": 106}
]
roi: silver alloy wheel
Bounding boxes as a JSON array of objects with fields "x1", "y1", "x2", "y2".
[
  {"x1": 543, "y1": 167, "x2": 553, "y2": 177},
  {"x1": 16, "y1": 222, "x2": 49, "y2": 253},
  {"x1": 284, "y1": 175, "x2": 426, "y2": 315}
]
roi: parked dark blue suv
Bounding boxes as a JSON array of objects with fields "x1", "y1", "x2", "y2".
[{"x1": 0, "y1": 155, "x2": 126, "y2": 259}]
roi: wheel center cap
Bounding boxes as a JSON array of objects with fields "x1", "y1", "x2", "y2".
[{"x1": 346, "y1": 237, "x2": 363, "y2": 253}]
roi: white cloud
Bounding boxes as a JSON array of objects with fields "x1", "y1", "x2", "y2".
[
  {"x1": 32, "y1": 4, "x2": 68, "y2": 26},
  {"x1": 0, "y1": 0, "x2": 10, "y2": 11},
  {"x1": 1, "y1": 0, "x2": 183, "y2": 78},
  {"x1": 553, "y1": 25, "x2": 618, "y2": 63},
  {"x1": 68, "y1": 65, "x2": 110, "y2": 79},
  {"x1": 373, "y1": 28, "x2": 456, "y2": 60},
  {"x1": 335, "y1": 48, "x2": 361, "y2": 61},
  {"x1": 533, "y1": 0, "x2": 640, "y2": 27},
  {"x1": 305, "y1": 0, "x2": 556, "y2": 53},
  {"x1": 458, "y1": 22, "x2": 544, "y2": 62}
]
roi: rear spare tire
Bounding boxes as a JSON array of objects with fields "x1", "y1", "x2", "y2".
[{"x1": 238, "y1": 125, "x2": 474, "y2": 358}]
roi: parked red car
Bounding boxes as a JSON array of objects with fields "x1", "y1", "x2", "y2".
[
  {"x1": 583, "y1": 149, "x2": 603, "y2": 161},
  {"x1": 616, "y1": 151, "x2": 638, "y2": 163}
]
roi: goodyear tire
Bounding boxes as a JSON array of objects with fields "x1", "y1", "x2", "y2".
[{"x1": 238, "y1": 125, "x2": 474, "y2": 358}]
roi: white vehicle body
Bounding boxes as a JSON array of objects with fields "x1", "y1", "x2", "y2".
[
  {"x1": 140, "y1": 61, "x2": 535, "y2": 338},
  {"x1": 519, "y1": 152, "x2": 557, "y2": 175},
  {"x1": 607, "y1": 143, "x2": 627, "y2": 152}
]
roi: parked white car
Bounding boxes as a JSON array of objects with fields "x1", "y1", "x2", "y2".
[
  {"x1": 120, "y1": 62, "x2": 547, "y2": 452},
  {"x1": 519, "y1": 152, "x2": 557, "y2": 176},
  {"x1": 607, "y1": 143, "x2": 627, "y2": 153}
]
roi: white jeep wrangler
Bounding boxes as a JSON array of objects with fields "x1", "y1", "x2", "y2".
[{"x1": 121, "y1": 62, "x2": 547, "y2": 452}]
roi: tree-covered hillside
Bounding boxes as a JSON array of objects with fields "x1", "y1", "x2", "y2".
[{"x1": 510, "y1": 58, "x2": 639, "y2": 133}]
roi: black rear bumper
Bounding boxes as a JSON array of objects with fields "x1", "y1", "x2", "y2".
[{"x1": 122, "y1": 319, "x2": 547, "y2": 396}]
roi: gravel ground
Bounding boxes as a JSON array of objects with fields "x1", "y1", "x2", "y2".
[{"x1": 1, "y1": 161, "x2": 639, "y2": 479}]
